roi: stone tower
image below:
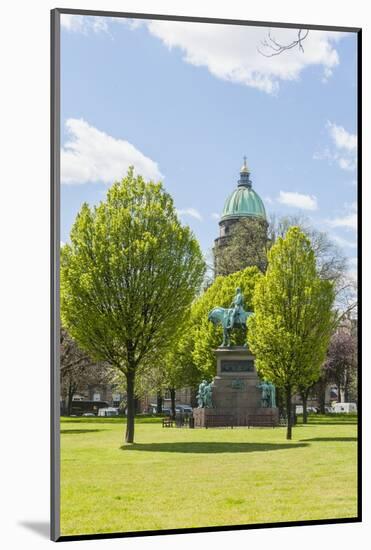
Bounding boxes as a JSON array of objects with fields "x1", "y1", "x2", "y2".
[{"x1": 213, "y1": 158, "x2": 268, "y2": 276}]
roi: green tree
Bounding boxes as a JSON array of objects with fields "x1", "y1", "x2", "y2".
[
  {"x1": 162, "y1": 319, "x2": 203, "y2": 417},
  {"x1": 61, "y1": 168, "x2": 205, "y2": 443},
  {"x1": 323, "y1": 329, "x2": 357, "y2": 403},
  {"x1": 60, "y1": 327, "x2": 104, "y2": 416},
  {"x1": 269, "y1": 214, "x2": 355, "y2": 314},
  {"x1": 248, "y1": 227, "x2": 335, "y2": 439},
  {"x1": 216, "y1": 217, "x2": 269, "y2": 276},
  {"x1": 269, "y1": 214, "x2": 356, "y2": 421}
]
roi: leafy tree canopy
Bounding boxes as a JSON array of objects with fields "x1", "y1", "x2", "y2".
[
  {"x1": 248, "y1": 227, "x2": 336, "y2": 438},
  {"x1": 216, "y1": 217, "x2": 269, "y2": 276},
  {"x1": 61, "y1": 168, "x2": 205, "y2": 442}
]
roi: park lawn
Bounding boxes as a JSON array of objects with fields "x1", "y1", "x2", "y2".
[{"x1": 60, "y1": 415, "x2": 358, "y2": 536}]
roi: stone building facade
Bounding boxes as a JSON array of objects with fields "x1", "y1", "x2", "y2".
[{"x1": 213, "y1": 158, "x2": 268, "y2": 276}]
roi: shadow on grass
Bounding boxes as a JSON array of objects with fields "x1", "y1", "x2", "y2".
[
  {"x1": 120, "y1": 442, "x2": 309, "y2": 454},
  {"x1": 301, "y1": 416, "x2": 357, "y2": 426},
  {"x1": 300, "y1": 437, "x2": 357, "y2": 442},
  {"x1": 60, "y1": 429, "x2": 104, "y2": 434},
  {"x1": 60, "y1": 416, "x2": 162, "y2": 425},
  {"x1": 61, "y1": 418, "x2": 123, "y2": 424},
  {"x1": 304, "y1": 421, "x2": 357, "y2": 426}
]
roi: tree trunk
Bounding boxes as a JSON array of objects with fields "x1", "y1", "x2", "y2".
[
  {"x1": 337, "y1": 384, "x2": 342, "y2": 403},
  {"x1": 67, "y1": 380, "x2": 75, "y2": 416},
  {"x1": 286, "y1": 387, "x2": 293, "y2": 440},
  {"x1": 125, "y1": 369, "x2": 135, "y2": 444},
  {"x1": 275, "y1": 387, "x2": 284, "y2": 419},
  {"x1": 134, "y1": 397, "x2": 140, "y2": 414},
  {"x1": 301, "y1": 388, "x2": 309, "y2": 424},
  {"x1": 302, "y1": 393, "x2": 308, "y2": 424},
  {"x1": 344, "y1": 388, "x2": 349, "y2": 403},
  {"x1": 156, "y1": 391, "x2": 163, "y2": 414},
  {"x1": 344, "y1": 371, "x2": 350, "y2": 402},
  {"x1": 318, "y1": 382, "x2": 326, "y2": 414},
  {"x1": 170, "y1": 388, "x2": 176, "y2": 419}
]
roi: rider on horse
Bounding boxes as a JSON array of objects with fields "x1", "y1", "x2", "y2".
[
  {"x1": 208, "y1": 287, "x2": 253, "y2": 347},
  {"x1": 227, "y1": 287, "x2": 244, "y2": 329}
]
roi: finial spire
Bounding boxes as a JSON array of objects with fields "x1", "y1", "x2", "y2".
[
  {"x1": 240, "y1": 156, "x2": 249, "y2": 174},
  {"x1": 238, "y1": 156, "x2": 252, "y2": 187}
]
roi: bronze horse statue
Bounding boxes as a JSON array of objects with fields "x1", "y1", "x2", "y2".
[{"x1": 208, "y1": 288, "x2": 253, "y2": 347}]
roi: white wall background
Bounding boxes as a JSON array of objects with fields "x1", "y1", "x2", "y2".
[{"x1": 0, "y1": 1, "x2": 368, "y2": 548}]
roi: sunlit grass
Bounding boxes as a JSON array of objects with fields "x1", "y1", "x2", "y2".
[{"x1": 60, "y1": 414, "x2": 357, "y2": 536}]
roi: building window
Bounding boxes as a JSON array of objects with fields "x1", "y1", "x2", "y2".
[{"x1": 93, "y1": 393, "x2": 101, "y2": 401}]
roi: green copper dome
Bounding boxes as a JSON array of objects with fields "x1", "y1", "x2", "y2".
[{"x1": 221, "y1": 158, "x2": 266, "y2": 222}]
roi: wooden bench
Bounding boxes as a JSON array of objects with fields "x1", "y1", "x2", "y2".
[
  {"x1": 162, "y1": 417, "x2": 174, "y2": 428},
  {"x1": 205, "y1": 415, "x2": 235, "y2": 429},
  {"x1": 247, "y1": 414, "x2": 275, "y2": 428}
]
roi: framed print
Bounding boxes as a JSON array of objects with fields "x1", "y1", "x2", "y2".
[{"x1": 51, "y1": 8, "x2": 361, "y2": 542}]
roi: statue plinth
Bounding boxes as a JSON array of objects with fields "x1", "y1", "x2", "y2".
[
  {"x1": 193, "y1": 346, "x2": 279, "y2": 427},
  {"x1": 215, "y1": 345, "x2": 256, "y2": 377}
]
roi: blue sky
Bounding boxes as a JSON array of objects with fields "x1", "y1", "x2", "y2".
[{"x1": 60, "y1": 15, "x2": 358, "y2": 279}]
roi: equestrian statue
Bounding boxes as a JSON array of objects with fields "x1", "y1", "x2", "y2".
[{"x1": 208, "y1": 287, "x2": 253, "y2": 347}]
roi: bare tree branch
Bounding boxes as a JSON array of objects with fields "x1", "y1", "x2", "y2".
[{"x1": 258, "y1": 29, "x2": 309, "y2": 57}]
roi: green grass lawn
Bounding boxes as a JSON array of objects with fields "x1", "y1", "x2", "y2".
[{"x1": 60, "y1": 414, "x2": 358, "y2": 536}]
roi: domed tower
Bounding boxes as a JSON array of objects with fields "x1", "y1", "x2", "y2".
[{"x1": 214, "y1": 158, "x2": 268, "y2": 276}]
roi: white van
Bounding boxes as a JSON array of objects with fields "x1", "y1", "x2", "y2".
[
  {"x1": 332, "y1": 402, "x2": 357, "y2": 413},
  {"x1": 98, "y1": 407, "x2": 119, "y2": 417}
]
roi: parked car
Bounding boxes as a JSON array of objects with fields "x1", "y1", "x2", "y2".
[
  {"x1": 82, "y1": 412, "x2": 96, "y2": 417},
  {"x1": 149, "y1": 404, "x2": 172, "y2": 415},
  {"x1": 295, "y1": 405, "x2": 319, "y2": 414},
  {"x1": 175, "y1": 405, "x2": 193, "y2": 414}
]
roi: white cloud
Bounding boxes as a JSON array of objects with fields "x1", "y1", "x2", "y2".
[
  {"x1": 328, "y1": 213, "x2": 357, "y2": 230},
  {"x1": 118, "y1": 18, "x2": 145, "y2": 31},
  {"x1": 327, "y1": 121, "x2": 357, "y2": 152},
  {"x1": 338, "y1": 158, "x2": 355, "y2": 171},
  {"x1": 211, "y1": 212, "x2": 220, "y2": 220},
  {"x1": 61, "y1": 14, "x2": 110, "y2": 35},
  {"x1": 314, "y1": 121, "x2": 357, "y2": 172},
  {"x1": 331, "y1": 235, "x2": 357, "y2": 249},
  {"x1": 328, "y1": 121, "x2": 357, "y2": 171},
  {"x1": 145, "y1": 22, "x2": 343, "y2": 94},
  {"x1": 60, "y1": 17, "x2": 344, "y2": 94},
  {"x1": 61, "y1": 118, "x2": 162, "y2": 184},
  {"x1": 176, "y1": 208, "x2": 203, "y2": 221},
  {"x1": 277, "y1": 191, "x2": 318, "y2": 210},
  {"x1": 327, "y1": 202, "x2": 357, "y2": 231}
]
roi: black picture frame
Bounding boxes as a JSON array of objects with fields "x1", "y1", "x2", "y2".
[{"x1": 51, "y1": 8, "x2": 362, "y2": 542}]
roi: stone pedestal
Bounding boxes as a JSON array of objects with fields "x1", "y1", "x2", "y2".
[{"x1": 193, "y1": 346, "x2": 279, "y2": 427}]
